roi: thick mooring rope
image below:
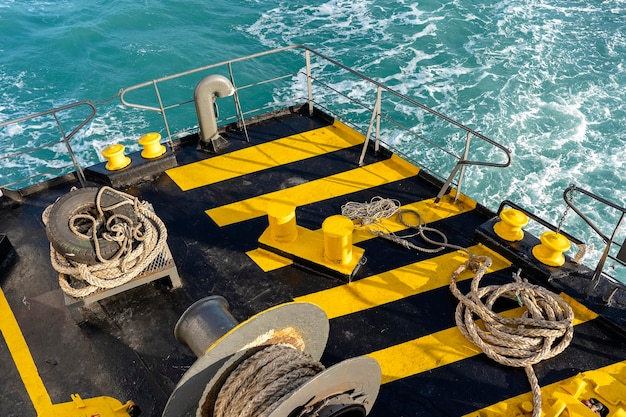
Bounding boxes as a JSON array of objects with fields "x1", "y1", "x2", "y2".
[
  {"x1": 449, "y1": 255, "x2": 574, "y2": 417},
  {"x1": 213, "y1": 344, "x2": 325, "y2": 417},
  {"x1": 45, "y1": 187, "x2": 168, "y2": 298},
  {"x1": 342, "y1": 196, "x2": 575, "y2": 416}
]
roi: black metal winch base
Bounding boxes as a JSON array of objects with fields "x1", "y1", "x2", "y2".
[{"x1": 84, "y1": 149, "x2": 178, "y2": 189}]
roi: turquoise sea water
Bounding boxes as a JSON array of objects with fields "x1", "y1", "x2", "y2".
[{"x1": 1, "y1": 0, "x2": 625, "y2": 270}]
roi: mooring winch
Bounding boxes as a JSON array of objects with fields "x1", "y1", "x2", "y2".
[{"x1": 164, "y1": 296, "x2": 381, "y2": 417}]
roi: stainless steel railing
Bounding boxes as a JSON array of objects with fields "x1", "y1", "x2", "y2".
[
  {"x1": 562, "y1": 184, "x2": 626, "y2": 296},
  {"x1": 2, "y1": 45, "x2": 510, "y2": 198},
  {"x1": 0, "y1": 101, "x2": 96, "y2": 191},
  {"x1": 119, "y1": 45, "x2": 511, "y2": 200},
  {"x1": 119, "y1": 45, "x2": 305, "y2": 146}
]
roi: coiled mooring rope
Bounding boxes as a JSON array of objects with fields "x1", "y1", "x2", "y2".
[
  {"x1": 44, "y1": 187, "x2": 168, "y2": 298},
  {"x1": 341, "y1": 196, "x2": 400, "y2": 225},
  {"x1": 213, "y1": 344, "x2": 325, "y2": 417},
  {"x1": 342, "y1": 195, "x2": 575, "y2": 416},
  {"x1": 449, "y1": 255, "x2": 574, "y2": 417},
  {"x1": 341, "y1": 197, "x2": 450, "y2": 254}
]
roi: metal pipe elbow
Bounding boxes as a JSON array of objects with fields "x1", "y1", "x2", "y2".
[{"x1": 194, "y1": 74, "x2": 235, "y2": 144}]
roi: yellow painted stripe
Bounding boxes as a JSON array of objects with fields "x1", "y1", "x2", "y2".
[
  {"x1": 294, "y1": 244, "x2": 511, "y2": 320},
  {"x1": 0, "y1": 289, "x2": 53, "y2": 415},
  {"x1": 166, "y1": 120, "x2": 364, "y2": 191},
  {"x1": 246, "y1": 248, "x2": 293, "y2": 272},
  {"x1": 0, "y1": 289, "x2": 136, "y2": 416},
  {"x1": 369, "y1": 295, "x2": 598, "y2": 384},
  {"x1": 247, "y1": 193, "x2": 476, "y2": 273},
  {"x1": 206, "y1": 154, "x2": 419, "y2": 227},
  {"x1": 463, "y1": 358, "x2": 622, "y2": 417}
]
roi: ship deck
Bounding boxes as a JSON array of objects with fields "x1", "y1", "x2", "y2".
[{"x1": 1, "y1": 107, "x2": 625, "y2": 417}]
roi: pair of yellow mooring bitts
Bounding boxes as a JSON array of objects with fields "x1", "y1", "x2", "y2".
[
  {"x1": 101, "y1": 132, "x2": 166, "y2": 171},
  {"x1": 494, "y1": 208, "x2": 571, "y2": 267}
]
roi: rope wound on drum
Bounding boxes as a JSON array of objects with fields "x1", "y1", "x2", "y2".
[
  {"x1": 43, "y1": 186, "x2": 168, "y2": 298},
  {"x1": 342, "y1": 196, "x2": 574, "y2": 417},
  {"x1": 172, "y1": 300, "x2": 381, "y2": 417},
  {"x1": 212, "y1": 343, "x2": 325, "y2": 417}
]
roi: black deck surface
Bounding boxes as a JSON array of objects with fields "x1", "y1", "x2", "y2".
[{"x1": 1, "y1": 109, "x2": 625, "y2": 417}]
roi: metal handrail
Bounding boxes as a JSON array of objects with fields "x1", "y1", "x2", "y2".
[
  {"x1": 119, "y1": 46, "x2": 511, "y2": 196},
  {"x1": 0, "y1": 101, "x2": 96, "y2": 190},
  {"x1": 119, "y1": 45, "x2": 303, "y2": 145},
  {"x1": 3, "y1": 45, "x2": 511, "y2": 196},
  {"x1": 298, "y1": 45, "x2": 514, "y2": 200},
  {"x1": 562, "y1": 184, "x2": 626, "y2": 287},
  {"x1": 300, "y1": 47, "x2": 510, "y2": 154}
]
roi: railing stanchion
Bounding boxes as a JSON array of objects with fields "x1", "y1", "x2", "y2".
[
  {"x1": 305, "y1": 50, "x2": 313, "y2": 115},
  {"x1": 358, "y1": 86, "x2": 382, "y2": 166},
  {"x1": 153, "y1": 80, "x2": 174, "y2": 149},
  {"x1": 455, "y1": 132, "x2": 472, "y2": 202},
  {"x1": 375, "y1": 89, "x2": 382, "y2": 153},
  {"x1": 228, "y1": 62, "x2": 250, "y2": 143},
  {"x1": 53, "y1": 113, "x2": 87, "y2": 187},
  {"x1": 590, "y1": 212, "x2": 625, "y2": 291},
  {"x1": 435, "y1": 163, "x2": 463, "y2": 204}
]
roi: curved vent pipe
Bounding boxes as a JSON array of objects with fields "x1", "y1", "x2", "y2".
[{"x1": 194, "y1": 74, "x2": 235, "y2": 152}]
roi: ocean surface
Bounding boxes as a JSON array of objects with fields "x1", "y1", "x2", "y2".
[{"x1": 1, "y1": 0, "x2": 625, "y2": 272}]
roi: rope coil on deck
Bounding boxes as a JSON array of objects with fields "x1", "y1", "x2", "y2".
[
  {"x1": 44, "y1": 187, "x2": 168, "y2": 298},
  {"x1": 341, "y1": 197, "x2": 449, "y2": 254},
  {"x1": 341, "y1": 196, "x2": 400, "y2": 225},
  {"x1": 449, "y1": 255, "x2": 574, "y2": 417},
  {"x1": 212, "y1": 344, "x2": 325, "y2": 417},
  {"x1": 340, "y1": 195, "x2": 575, "y2": 415}
]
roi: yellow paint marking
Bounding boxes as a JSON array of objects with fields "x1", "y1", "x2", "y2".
[
  {"x1": 257, "y1": 225, "x2": 365, "y2": 279},
  {"x1": 462, "y1": 360, "x2": 623, "y2": 417},
  {"x1": 559, "y1": 292, "x2": 599, "y2": 324},
  {"x1": 0, "y1": 289, "x2": 53, "y2": 415},
  {"x1": 206, "y1": 154, "x2": 420, "y2": 227},
  {"x1": 294, "y1": 244, "x2": 511, "y2": 320},
  {"x1": 166, "y1": 120, "x2": 364, "y2": 191},
  {"x1": 246, "y1": 248, "x2": 293, "y2": 272},
  {"x1": 0, "y1": 289, "x2": 134, "y2": 416},
  {"x1": 247, "y1": 192, "x2": 477, "y2": 273},
  {"x1": 369, "y1": 296, "x2": 597, "y2": 385}
]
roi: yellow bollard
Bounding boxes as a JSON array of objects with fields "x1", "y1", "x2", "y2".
[
  {"x1": 493, "y1": 208, "x2": 529, "y2": 241},
  {"x1": 267, "y1": 201, "x2": 298, "y2": 243},
  {"x1": 101, "y1": 144, "x2": 131, "y2": 171},
  {"x1": 138, "y1": 132, "x2": 166, "y2": 159},
  {"x1": 532, "y1": 231, "x2": 570, "y2": 267},
  {"x1": 322, "y1": 215, "x2": 354, "y2": 265}
]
